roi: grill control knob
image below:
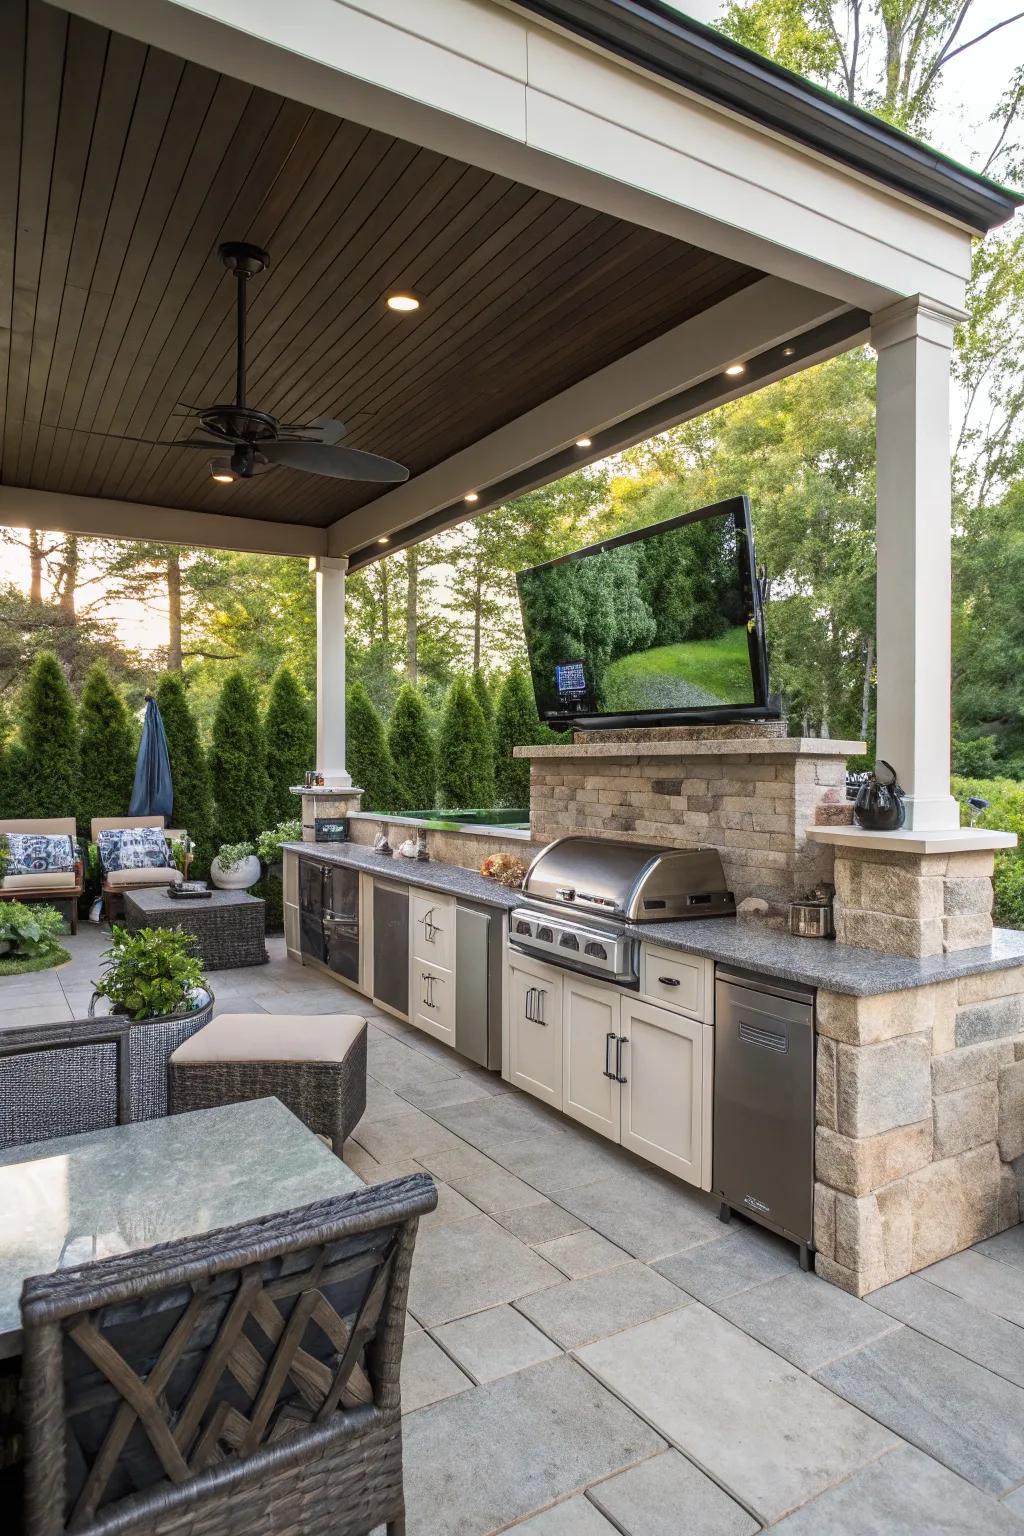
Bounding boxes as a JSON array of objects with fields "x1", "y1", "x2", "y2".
[
  {"x1": 559, "y1": 933, "x2": 580, "y2": 950},
  {"x1": 515, "y1": 920, "x2": 532, "y2": 936},
  {"x1": 584, "y1": 941, "x2": 608, "y2": 960},
  {"x1": 538, "y1": 927, "x2": 554, "y2": 943}
]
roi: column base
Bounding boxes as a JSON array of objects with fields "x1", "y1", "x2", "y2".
[{"x1": 901, "y1": 794, "x2": 961, "y2": 832}]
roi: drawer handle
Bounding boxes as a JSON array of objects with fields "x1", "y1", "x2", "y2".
[
  {"x1": 525, "y1": 987, "x2": 547, "y2": 1025},
  {"x1": 658, "y1": 975, "x2": 681, "y2": 987}
]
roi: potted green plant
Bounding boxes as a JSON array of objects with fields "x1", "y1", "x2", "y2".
[
  {"x1": 253, "y1": 818, "x2": 302, "y2": 934},
  {"x1": 0, "y1": 900, "x2": 71, "y2": 976},
  {"x1": 210, "y1": 840, "x2": 260, "y2": 890},
  {"x1": 89, "y1": 925, "x2": 213, "y2": 1023}
]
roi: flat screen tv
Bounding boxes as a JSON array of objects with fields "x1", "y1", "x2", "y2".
[{"x1": 516, "y1": 495, "x2": 777, "y2": 729}]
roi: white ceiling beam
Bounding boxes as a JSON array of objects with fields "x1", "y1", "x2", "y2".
[
  {"x1": 0, "y1": 487, "x2": 327, "y2": 558},
  {"x1": 327, "y1": 275, "x2": 853, "y2": 555}
]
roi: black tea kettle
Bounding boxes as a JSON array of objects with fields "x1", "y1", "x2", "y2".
[{"x1": 854, "y1": 759, "x2": 906, "y2": 831}]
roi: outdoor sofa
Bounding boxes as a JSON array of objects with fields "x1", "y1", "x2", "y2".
[
  {"x1": 91, "y1": 816, "x2": 186, "y2": 919},
  {"x1": 0, "y1": 816, "x2": 83, "y2": 934}
]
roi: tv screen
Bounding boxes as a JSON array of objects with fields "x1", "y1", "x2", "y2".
[{"x1": 516, "y1": 496, "x2": 775, "y2": 728}]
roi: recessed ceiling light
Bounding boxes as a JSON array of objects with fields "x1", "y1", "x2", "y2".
[
  {"x1": 377, "y1": 536, "x2": 390, "y2": 545},
  {"x1": 782, "y1": 345, "x2": 796, "y2": 358},
  {"x1": 575, "y1": 437, "x2": 592, "y2": 448},
  {"x1": 464, "y1": 491, "x2": 479, "y2": 503},
  {"x1": 725, "y1": 363, "x2": 746, "y2": 377},
  {"x1": 386, "y1": 292, "x2": 420, "y2": 312},
  {"x1": 210, "y1": 457, "x2": 236, "y2": 484}
]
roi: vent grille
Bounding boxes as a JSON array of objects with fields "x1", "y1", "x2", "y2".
[{"x1": 738, "y1": 1021, "x2": 787, "y2": 1053}]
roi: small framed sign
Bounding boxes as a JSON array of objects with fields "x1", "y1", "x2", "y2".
[{"x1": 314, "y1": 817, "x2": 348, "y2": 842}]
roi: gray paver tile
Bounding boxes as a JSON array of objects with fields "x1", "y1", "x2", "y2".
[
  {"x1": 588, "y1": 1449, "x2": 759, "y2": 1536},
  {"x1": 772, "y1": 1444, "x2": 1024, "y2": 1534},
  {"x1": 400, "y1": 1330, "x2": 472, "y2": 1413},
  {"x1": 535, "y1": 1229, "x2": 630, "y2": 1278},
  {"x1": 577, "y1": 1304, "x2": 897, "y2": 1525},
  {"x1": 516, "y1": 1260, "x2": 688, "y2": 1349},
  {"x1": 556, "y1": 1174, "x2": 724, "y2": 1262},
  {"x1": 428, "y1": 1092, "x2": 568, "y2": 1152},
  {"x1": 514, "y1": 1496, "x2": 618, "y2": 1533},
  {"x1": 975, "y1": 1226, "x2": 1024, "y2": 1271},
  {"x1": 816, "y1": 1326, "x2": 1024, "y2": 1495},
  {"x1": 408, "y1": 1213, "x2": 562, "y2": 1326},
  {"x1": 494, "y1": 1129, "x2": 628, "y2": 1196},
  {"x1": 654, "y1": 1224, "x2": 796, "y2": 1303},
  {"x1": 921, "y1": 1250, "x2": 1024, "y2": 1325},
  {"x1": 418, "y1": 1145, "x2": 547, "y2": 1214},
  {"x1": 433, "y1": 1304, "x2": 561, "y2": 1383},
  {"x1": 418, "y1": 1180, "x2": 478, "y2": 1231},
  {"x1": 351, "y1": 1105, "x2": 463, "y2": 1162},
  {"x1": 493, "y1": 1201, "x2": 588, "y2": 1244},
  {"x1": 716, "y1": 1268, "x2": 902, "y2": 1371},
  {"x1": 401, "y1": 1355, "x2": 665, "y2": 1536},
  {"x1": 868, "y1": 1273, "x2": 1024, "y2": 1389}
]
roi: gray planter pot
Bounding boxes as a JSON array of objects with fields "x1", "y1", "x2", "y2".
[{"x1": 86, "y1": 986, "x2": 215, "y2": 1120}]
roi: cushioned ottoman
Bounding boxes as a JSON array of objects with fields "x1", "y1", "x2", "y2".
[{"x1": 168, "y1": 1012, "x2": 367, "y2": 1153}]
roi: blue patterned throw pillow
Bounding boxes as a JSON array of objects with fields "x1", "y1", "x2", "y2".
[
  {"x1": 6, "y1": 832, "x2": 75, "y2": 875},
  {"x1": 98, "y1": 826, "x2": 173, "y2": 873}
]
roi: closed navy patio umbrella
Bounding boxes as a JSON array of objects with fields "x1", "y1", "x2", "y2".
[{"x1": 129, "y1": 694, "x2": 174, "y2": 821}]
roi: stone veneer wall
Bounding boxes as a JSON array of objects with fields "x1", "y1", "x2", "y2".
[
  {"x1": 813, "y1": 968, "x2": 1024, "y2": 1295},
  {"x1": 528, "y1": 743, "x2": 852, "y2": 905},
  {"x1": 833, "y1": 846, "x2": 995, "y2": 956}
]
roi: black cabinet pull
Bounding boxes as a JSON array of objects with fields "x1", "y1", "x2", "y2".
[
  {"x1": 604, "y1": 1032, "x2": 617, "y2": 1079},
  {"x1": 658, "y1": 975, "x2": 681, "y2": 987},
  {"x1": 615, "y1": 1036, "x2": 628, "y2": 1084}
]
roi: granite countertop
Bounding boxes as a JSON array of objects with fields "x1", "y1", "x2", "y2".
[{"x1": 284, "y1": 842, "x2": 1024, "y2": 996}]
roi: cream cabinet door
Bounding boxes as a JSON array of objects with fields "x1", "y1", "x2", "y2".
[
  {"x1": 507, "y1": 960, "x2": 563, "y2": 1109},
  {"x1": 620, "y1": 997, "x2": 705, "y2": 1187},
  {"x1": 411, "y1": 961, "x2": 455, "y2": 1047},
  {"x1": 562, "y1": 975, "x2": 621, "y2": 1141},
  {"x1": 411, "y1": 891, "x2": 455, "y2": 969}
]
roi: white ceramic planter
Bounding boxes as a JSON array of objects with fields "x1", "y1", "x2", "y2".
[{"x1": 211, "y1": 854, "x2": 261, "y2": 890}]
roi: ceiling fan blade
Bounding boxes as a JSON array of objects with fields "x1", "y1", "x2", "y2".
[
  {"x1": 284, "y1": 416, "x2": 346, "y2": 444},
  {"x1": 261, "y1": 440, "x2": 409, "y2": 482}
]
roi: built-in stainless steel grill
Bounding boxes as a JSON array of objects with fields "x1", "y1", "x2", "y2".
[{"x1": 510, "y1": 837, "x2": 735, "y2": 985}]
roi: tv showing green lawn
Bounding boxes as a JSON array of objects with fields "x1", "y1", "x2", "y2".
[{"x1": 516, "y1": 496, "x2": 775, "y2": 727}]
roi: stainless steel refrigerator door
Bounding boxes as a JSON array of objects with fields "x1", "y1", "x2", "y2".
[
  {"x1": 298, "y1": 859, "x2": 326, "y2": 966},
  {"x1": 455, "y1": 902, "x2": 502, "y2": 1069},
  {"x1": 712, "y1": 976, "x2": 815, "y2": 1244},
  {"x1": 323, "y1": 864, "x2": 360, "y2": 984},
  {"x1": 373, "y1": 879, "x2": 409, "y2": 1017}
]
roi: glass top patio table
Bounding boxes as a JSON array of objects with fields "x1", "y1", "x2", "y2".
[{"x1": 0, "y1": 1097, "x2": 363, "y2": 1357}]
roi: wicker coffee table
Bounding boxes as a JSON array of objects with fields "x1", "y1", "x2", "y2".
[{"x1": 122, "y1": 887, "x2": 269, "y2": 970}]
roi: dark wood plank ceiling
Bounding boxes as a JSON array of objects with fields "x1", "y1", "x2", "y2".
[{"x1": 0, "y1": 0, "x2": 762, "y2": 531}]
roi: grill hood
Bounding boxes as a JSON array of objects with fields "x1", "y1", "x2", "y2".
[{"x1": 521, "y1": 836, "x2": 735, "y2": 922}]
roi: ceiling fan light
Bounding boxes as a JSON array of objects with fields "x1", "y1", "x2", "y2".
[
  {"x1": 386, "y1": 292, "x2": 420, "y2": 312},
  {"x1": 210, "y1": 457, "x2": 236, "y2": 483}
]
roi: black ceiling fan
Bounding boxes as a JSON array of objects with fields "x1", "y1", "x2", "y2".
[{"x1": 120, "y1": 243, "x2": 410, "y2": 486}]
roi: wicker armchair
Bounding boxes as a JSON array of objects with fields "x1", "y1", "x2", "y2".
[{"x1": 20, "y1": 1173, "x2": 438, "y2": 1536}]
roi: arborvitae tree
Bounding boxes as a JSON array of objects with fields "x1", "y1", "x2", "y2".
[
  {"x1": 346, "y1": 683, "x2": 396, "y2": 813},
  {"x1": 438, "y1": 676, "x2": 494, "y2": 809},
  {"x1": 20, "y1": 651, "x2": 78, "y2": 819},
  {"x1": 208, "y1": 670, "x2": 270, "y2": 845},
  {"x1": 493, "y1": 664, "x2": 541, "y2": 807},
  {"x1": 156, "y1": 673, "x2": 214, "y2": 875},
  {"x1": 263, "y1": 666, "x2": 311, "y2": 823},
  {"x1": 76, "y1": 664, "x2": 136, "y2": 834},
  {"x1": 387, "y1": 684, "x2": 436, "y2": 812},
  {"x1": 471, "y1": 669, "x2": 494, "y2": 740}
]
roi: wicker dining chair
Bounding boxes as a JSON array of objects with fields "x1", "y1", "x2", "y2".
[{"x1": 19, "y1": 1172, "x2": 438, "y2": 1536}]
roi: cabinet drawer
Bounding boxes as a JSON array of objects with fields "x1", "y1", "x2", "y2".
[
  {"x1": 411, "y1": 960, "x2": 454, "y2": 1047},
  {"x1": 411, "y1": 891, "x2": 455, "y2": 968},
  {"x1": 641, "y1": 945, "x2": 710, "y2": 1021}
]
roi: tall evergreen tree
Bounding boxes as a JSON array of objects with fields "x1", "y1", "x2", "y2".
[
  {"x1": 20, "y1": 651, "x2": 78, "y2": 819},
  {"x1": 77, "y1": 664, "x2": 136, "y2": 834},
  {"x1": 156, "y1": 673, "x2": 214, "y2": 875},
  {"x1": 263, "y1": 666, "x2": 311, "y2": 822},
  {"x1": 387, "y1": 684, "x2": 436, "y2": 812},
  {"x1": 208, "y1": 670, "x2": 270, "y2": 844},
  {"x1": 471, "y1": 669, "x2": 494, "y2": 738},
  {"x1": 438, "y1": 676, "x2": 494, "y2": 809},
  {"x1": 493, "y1": 664, "x2": 540, "y2": 807},
  {"x1": 345, "y1": 683, "x2": 396, "y2": 812}
]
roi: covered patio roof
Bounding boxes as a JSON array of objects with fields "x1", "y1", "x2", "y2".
[{"x1": 0, "y1": 0, "x2": 1019, "y2": 826}]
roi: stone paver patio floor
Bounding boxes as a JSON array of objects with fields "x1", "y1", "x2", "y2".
[{"x1": 5, "y1": 929, "x2": 1024, "y2": 1533}]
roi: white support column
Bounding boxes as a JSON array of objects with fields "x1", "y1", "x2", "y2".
[
  {"x1": 872, "y1": 296, "x2": 965, "y2": 831},
  {"x1": 314, "y1": 554, "x2": 351, "y2": 788}
]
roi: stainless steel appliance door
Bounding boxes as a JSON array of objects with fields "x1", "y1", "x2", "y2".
[
  {"x1": 712, "y1": 975, "x2": 815, "y2": 1244},
  {"x1": 323, "y1": 864, "x2": 360, "y2": 984},
  {"x1": 373, "y1": 879, "x2": 409, "y2": 1016},
  {"x1": 455, "y1": 903, "x2": 499, "y2": 1068},
  {"x1": 298, "y1": 859, "x2": 326, "y2": 965}
]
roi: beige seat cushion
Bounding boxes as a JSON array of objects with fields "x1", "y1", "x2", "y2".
[
  {"x1": 1, "y1": 871, "x2": 77, "y2": 892},
  {"x1": 171, "y1": 1013, "x2": 366, "y2": 1066},
  {"x1": 105, "y1": 867, "x2": 183, "y2": 890}
]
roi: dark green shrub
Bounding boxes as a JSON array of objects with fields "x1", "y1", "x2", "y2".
[
  {"x1": 20, "y1": 651, "x2": 78, "y2": 819},
  {"x1": 346, "y1": 683, "x2": 396, "y2": 812},
  {"x1": 438, "y1": 676, "x2": 494, "y2": 809},
  {"x1": 0, "y1": 901, "x2": 68, "y2": 968},
  {"x1": 208, "y1": 671, "x2": 271, "y2": 844},
  {"x1": 472, "y1": 669, "x2": 494, "y2": 738},
  {"x1": 0, "y1": 742, "x2": 33, "y2": 820},
  {"x1": 952, "y1": 775, "x2": 1024, "y2": 929},
  {"x1": 77, "y1": 663, "x2": 136, "y2": 834},
  {"x1": 263, "y1": 666, "x2": 311, "y2": 822},
  {"x1": 156, "y1": 674, "x2": 214, "y2": 876},
  {"x1": 388, "y1": 684, "x2": 437, "y2": 811},
  {"x1": 493, "y1": 665, "x2": 542, "y2": 807},
  {"x1": 952, "y1": 732, "x2": 999, "y2": 779},
  {"x1": 93, "y1": 925, "x2": 206, "y2": 1020}
]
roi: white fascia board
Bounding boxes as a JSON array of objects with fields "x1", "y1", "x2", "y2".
[
  {"x1": 0, "y1": 487, "x2": 327, "y2": 558},
  {"x1": 326, "y1": 275, "x2": 854, "y2": 554},
  {"x1": 64, "y1": 0, "x2": 970, "y2": 314}
]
